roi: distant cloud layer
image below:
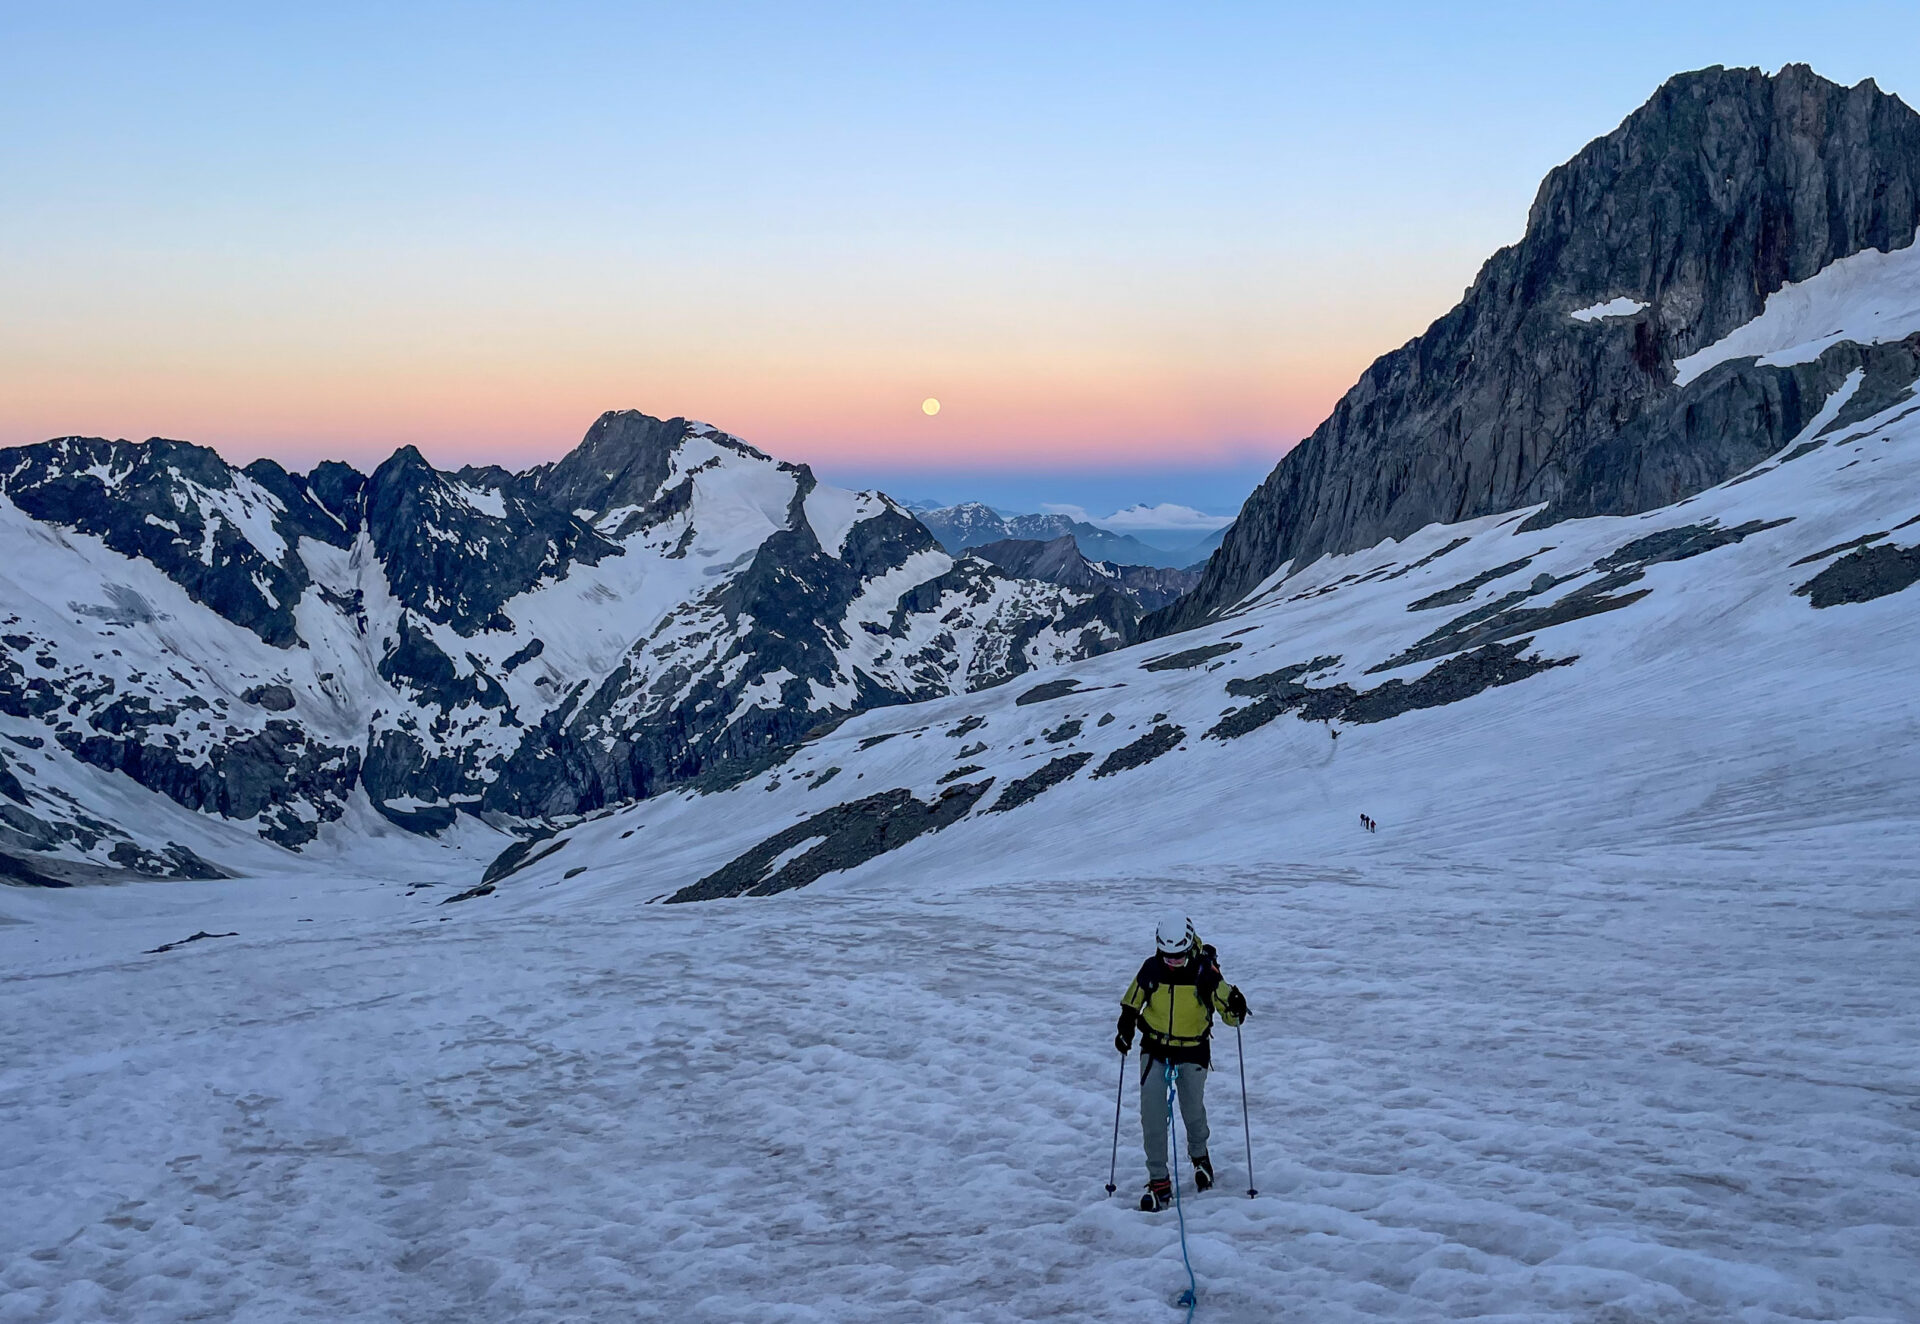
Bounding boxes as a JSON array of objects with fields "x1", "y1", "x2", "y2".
[{"x1": 1044, "y1": 502, "x2": 1235, "y2": 533}]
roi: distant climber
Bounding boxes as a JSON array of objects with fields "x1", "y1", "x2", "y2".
[
  {"x1": 1330, "y1": 726, "x2": 1340, "y2": 741},
  {"x1": 1116, "y1": 913, "x2": 1248, "y2": 1211}
]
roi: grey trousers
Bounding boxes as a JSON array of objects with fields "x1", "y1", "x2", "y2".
[{"x1": 1140, "y1": 1057, "x2": 1209, "y2": 1182}]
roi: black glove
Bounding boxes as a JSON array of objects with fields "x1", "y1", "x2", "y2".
[
  {"x1": 1115, "y1": 1032, "x2": 1132, "y2": 1055},
  {"x1": 1115, "y1": 1005, "x2": 1138, "y2": 1055},
  {"x1": 1226, "y1": 987, "x2": 1249, "y2": 1020}
]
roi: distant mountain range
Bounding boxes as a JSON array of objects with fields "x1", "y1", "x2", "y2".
[
  {"x1": 912, "y1": 502, "x2": 1225, "y2": 569},
  {"x1": 0, "y1": 413, "x2": 1147, "y2": 878},
  {"x1": 964, "y1": 535, "x2": 1201, "y2": 611}
]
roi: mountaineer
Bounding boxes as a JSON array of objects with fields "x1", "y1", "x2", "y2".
[{"x1": 1115, "y1": 912, "x2": 1249, "y2": 1210}]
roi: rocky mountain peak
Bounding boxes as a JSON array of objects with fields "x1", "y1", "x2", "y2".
[
  {"x1": 1149, "y1": 63, "x2": 1920, "y2": 637},
  {"x1": 522, "y1": 409, "x2": 698, "y2": 519},
  {"x1": 1519, "y1": 63, "x2": 1920, "y2": 356}
]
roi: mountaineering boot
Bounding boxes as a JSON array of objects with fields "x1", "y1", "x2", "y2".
[
  {"x1": 1192, "y1": 1154, "x2": 1214, "y2": 1192},
  {"x1": 1139, "y1": 1179, "x2": 1172, "y2": 1212}
]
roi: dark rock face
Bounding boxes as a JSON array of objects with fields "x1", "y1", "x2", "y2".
[
  {"x1": 518, "y1": 410, "x2": 698, "y2": 520},
  {"x1": 1152, "y1": 65, "x2": 1920, "y2": 636},
  {"x1": 363, "y1": 445, "x2": 621, "y2": 635},
  {"x1": 967, "y1": 535, "x2": 1200, "y2": 611},
  {"x1": 54, "y1": 718, "x2": 361, "y2": 848}
]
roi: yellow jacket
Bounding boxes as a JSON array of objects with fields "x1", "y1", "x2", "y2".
[{"x1": 1118, "y1": 944, "x2": 1244, "y2": 1067}]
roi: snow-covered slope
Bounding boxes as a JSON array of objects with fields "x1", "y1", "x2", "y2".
[
  {"x1": 2, "y1": 382, "x2": 1914, "y2": 1323},
  {"x1": 485, "y1": 383, "x2": 1920, "y2": 905},
  {"x1": 0, "y1": 413, "x2": 1134, "y2": 879}
]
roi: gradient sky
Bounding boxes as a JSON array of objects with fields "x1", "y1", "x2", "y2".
[{"x1": 6, "y1": 3, "x2": 1920, "y2": 517}]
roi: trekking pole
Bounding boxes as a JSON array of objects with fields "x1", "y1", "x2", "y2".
[
  {"x1": 1236, "y1": 1024, "x2": 1257, "y2": 1198},
  {"x1": 1104, "y1": 1050, "x2": 1126, "y2": 1195}
]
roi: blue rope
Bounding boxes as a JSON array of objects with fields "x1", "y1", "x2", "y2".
[{"x1": 1163, "y1": 1060, "x2": 1199, "y2": 1319}]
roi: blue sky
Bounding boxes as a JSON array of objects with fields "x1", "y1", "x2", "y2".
[{"x1": 5, "y1": 3, "x2": 1920, "y2": 523}]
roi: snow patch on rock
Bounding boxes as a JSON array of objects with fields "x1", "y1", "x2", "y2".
[{"x1": 1676, "y1": 227, "x2": 1920, "y2": 384}]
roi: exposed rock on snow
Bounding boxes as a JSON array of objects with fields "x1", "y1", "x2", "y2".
[
  {"x1": 1373, "y1": 519, "x2": 1791, "y2": 671},
  {"x1": 1407, "y1": 554, "x2": 1544, "y2": 611},
  {"x1": 1795, "y1": 539, "x2": 1920, "y2": 606},
  {"x1": 1140, "y1": 641, "x2": 1242, "y2": 671},
  {"x1": 1091, "y1": 723, "x2": 1184, "y2": 777},
  {"x1": 141, "y1": 929, "x2": 236, "y2": 954},
  {"x1": 670, "y1": 779, "x2": 995, "y2": 900},
  {"x1": 1015, "y1": 679, "x2": 1084, "y2": 706},
  {"x1": 985, "y1": 752, "x2": 1093, "y2": 814},
  {"x1": 240, "y1": 684, "x2": 295, "y2": 711}
]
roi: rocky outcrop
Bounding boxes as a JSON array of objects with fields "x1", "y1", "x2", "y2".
[
  {"x1": 667, "y1": 779, "x2": 995, "y2": 901},
  {"x1": 1152, "y1": 65, "x2": 1920, "y2": 635},
  {"x1": 362, "y1": 445, "x2": 622, "y2": 635},
  {"x1": 1796, "y1": 539, "x2": 1920, "y2": 606}
]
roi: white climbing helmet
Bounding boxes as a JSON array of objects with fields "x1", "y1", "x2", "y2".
[{"x1": 1155, "y1": 911, "x2": 1196, "y2": 955}]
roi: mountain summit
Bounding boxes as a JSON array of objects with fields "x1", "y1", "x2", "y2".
[{"x1": 1152, "y1": 64, "x2": 1920, "y2": 634}]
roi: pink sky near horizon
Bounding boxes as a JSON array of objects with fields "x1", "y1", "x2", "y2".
[{"x1": 0, "y1": 268, "x2": 1415, "y2": 478}]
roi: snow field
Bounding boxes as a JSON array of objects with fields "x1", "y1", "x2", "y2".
[{"x1": 2, "y1": 852, "x2": 1915, "y2": 1322}]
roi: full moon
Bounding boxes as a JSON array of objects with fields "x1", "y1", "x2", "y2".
[{"x1": 921, "y1": 398, "x2": 941, "y2": 416}]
